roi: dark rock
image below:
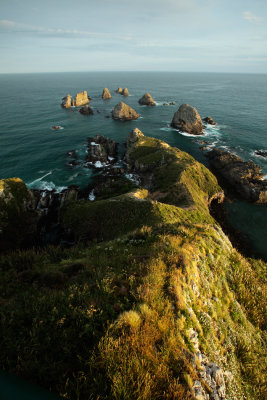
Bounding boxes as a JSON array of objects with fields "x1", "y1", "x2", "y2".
[
  {"x1": 52, "y1": 125, "x2": 61, "y2": 130},
  {"x1": 67, "y1": 160, "x2": 80, "y2": 167},
  {"x1": 204, "y1": 116, "x2": 216, "y2": 125},
  {"x1": 169, "y1": 101, "x2": 176, "y2": 105},
  {"x1": 105, "y1": 115, "x2": 111, "y2": 118},
  {"x1": 86, "y1": 135, "x2": 117, "y2": 166},
  {"x1": 138, "y1": 93, "x2": 156, "y2": 106},
  {"x1": 79, "y1": 105, "x2": 94, "y2": 115},
  {"x1": 255, "y1": 150, "x2": 267, "y2": 158},
  {"x1": 206, "y1": 149, "x2": 267, "y2": 203},
  {"x1": 163, "y1": 103, "x2": 168, "y2": 106},
  {"x1": 171, "y1": 104, "x2": 203, "y2": 135}
]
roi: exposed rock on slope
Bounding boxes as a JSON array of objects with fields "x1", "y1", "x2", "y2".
[
  {"x1": 207, "y1": 149, "x2": 267, "y2": 203},
  {"x1": 138, "y1": 93, "x2": 156, "y2": 106},
  {"x1": 72, "y1": 91, "x2": 90, "y2": 107},
  {"x1": 61, "y1": 94, "x2": 72, "y2": 108},
  {"x1": 102, "y1": 88, "x2": 112, "y2": 99},
  {"x1": 171, "y1": 104, "x2": 203, "y2": 135},
  {"x1": 112, "y1": 102, "x2": 139, "y2": 121}
]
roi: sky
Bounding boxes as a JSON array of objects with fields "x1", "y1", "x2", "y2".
[{"x1": 0, "y1": 0, "x2": 266, "y2": 73}]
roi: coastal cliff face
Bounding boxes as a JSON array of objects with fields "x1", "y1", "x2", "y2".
[{"x1": 0, "y1": 136, "x2": 266, "y2": 400}]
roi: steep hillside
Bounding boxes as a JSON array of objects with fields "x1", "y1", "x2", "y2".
[{"x1": 0, "y1": 132, "x2": 266, "y2": 400}]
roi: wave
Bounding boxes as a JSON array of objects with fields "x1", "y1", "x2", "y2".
[{"x1": 27, "y1": 180, "x2": 67, "y2": 192}]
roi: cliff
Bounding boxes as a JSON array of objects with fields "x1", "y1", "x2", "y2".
[{"x1": 0, "y1": 135, "x2": 266, "y2": 400}]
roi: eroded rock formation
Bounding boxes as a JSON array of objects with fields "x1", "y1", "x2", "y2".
[
  {"x1": 112, "y1": 102, "x2": 139, "y2": 121},
  {"x1": 171, "y1": 104, "x2": 203, "y2": 135},
  {"x1": 138, "y1": 93, "x2": 156, "y2": 106},
  {"x1": 102, "y1": 88, "x2": 112, "y2": 99}
]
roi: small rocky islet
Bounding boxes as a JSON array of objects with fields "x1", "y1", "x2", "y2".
[{"x1": 0, "y1": 86, "x2": 266, "y2": 400}]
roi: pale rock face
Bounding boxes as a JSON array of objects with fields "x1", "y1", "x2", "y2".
[
  {"x1": 71, "y1": 91, "x2": 90, "y2": 107},
  {"x1": 61, "y1": 94, "x2": 72, "y2": 108},
  {"x1": 121, "y1": 88, "x2": 129, "y2": 96},
  {"x1": 171, "y1": 103, "x2": 203, "y2": 135},
  {"x1": 112, "y1": 102, "x2": 139, "y2": 121},
  {"x1": 102, "y1": 88, "x2": 112, "y2": 99},
  {"x1": 138, "y1": 93, "x2": 156, "y2": 106}
]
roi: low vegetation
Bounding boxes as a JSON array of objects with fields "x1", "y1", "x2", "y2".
[{"x1": 0, "y1": 135, "x2": 266, "y2": 400}]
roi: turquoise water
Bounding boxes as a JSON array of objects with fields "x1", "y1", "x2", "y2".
[{"x1": 0, "y1": 72, "x2": 266, "y2": 258}]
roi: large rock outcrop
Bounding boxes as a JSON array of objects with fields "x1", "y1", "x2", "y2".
[
  {"x1": 102, "y1": 88, "x2": 112, "y2": 99},
  {"x1": 207, "y1": 149, "x2": 267, "y2": 203},
  {"x1": 72, "y1": 91, "x2": 90, "y2": 107},
  {"x1": 138, "y1": 93, "x2": 156, "y2": 106},
  {"x1": 112, "y1": 102, "x2": 139, "y2": 121},
  {"x1": 171, "y1": 104, "x2": 203, "y2": 135},
  {"x1": 0, "y1": 178, "x2": 38, "y2": 250},
  {"x1": 61, "y1": 94, "x2": 72, "y2": 109}
]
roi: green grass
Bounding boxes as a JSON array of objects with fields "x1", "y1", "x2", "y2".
[{"x1": 0, "y1": 136, "x2": 266, "y2": 400}]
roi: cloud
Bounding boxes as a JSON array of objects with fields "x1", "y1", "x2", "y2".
[
  {"x1": 0, "y1": 20, "x2": 132, "y2": 41},
  {"x1": 242, "y1": 11, "x2": 263, "y2": 24}
]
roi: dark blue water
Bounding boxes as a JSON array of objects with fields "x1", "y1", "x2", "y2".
[{"x1": 0, "y1": 72, "x2": 266, "y2": 258}]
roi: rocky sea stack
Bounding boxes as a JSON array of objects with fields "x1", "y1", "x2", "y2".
[
  {"x1": 112, "y1": 102, "x2": 139, "y2": 121},
  {"x1": 72, "y1": 91, "x2": 90, "y2": 107},
  {"x1": 61, "y1": 94, "x2": 72, "y2": 109},
  {"x1": 138, "y1": 93, "x2": 156, "y2": 106},
  {"x1": 171, "y1": 103, "x2": 203, "y2": 135},
  {"x1": 121, "y1": 88, "x2": 129, "y2": 96},
  {"x1": 102, "y1": 88, "x2": 112, "y2": 99}
]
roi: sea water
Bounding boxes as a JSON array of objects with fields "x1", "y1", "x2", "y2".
[{"x1": 0, "y1": 72, "x2": 266, "y2": 258}]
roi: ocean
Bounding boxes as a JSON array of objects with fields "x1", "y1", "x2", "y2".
[{"x1": 0, "y1": 71, "x2": 266, "y2": 258}]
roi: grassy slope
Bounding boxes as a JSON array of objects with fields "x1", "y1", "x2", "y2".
[{"x1": 0, "y1": 137, "x2": 266, "y2": 400}]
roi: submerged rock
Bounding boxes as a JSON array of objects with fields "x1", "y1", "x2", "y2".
[
  {"x1": 138, "y1": 93, "x2": 156, "y2": 106},
  {"x1": 72, "y1": 91, "x2": 90, "y2": 107},
  {"x1": 112, "y1": 102, "x2": 139, "y2": 121},
  {"x1": 102, "y1": 88, "x2": 112, "y2": 99},
  {"x1": 79, "y1": 105, "x2": 94, "y2": 115},
  {"x1": 207, "y1": 149, "x2": 267, "y2": 203},
  {"x1": 171, "y1": 104, "x2": 203, "y2": 135},
  {"x1": 203, "y1": 116, "x2": 216, "y2": 125},
  {"x1": 121, "y1": 88, "x2": 129, "y2": 96},
  {"x1": 61, "y1": 94, "x2": 72, "y2": 108}
]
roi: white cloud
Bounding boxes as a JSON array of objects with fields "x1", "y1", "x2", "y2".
[
  {"x1": 242, "y1": 11, "x2": 263, "y2": 24},
  {"x1": 0, "y1": 20, "x2": 131, "y2": 41}
]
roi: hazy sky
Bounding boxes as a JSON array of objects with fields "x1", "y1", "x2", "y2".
[{"x1": 0, "y1": 0, "x2": 266, "y2": 73}]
